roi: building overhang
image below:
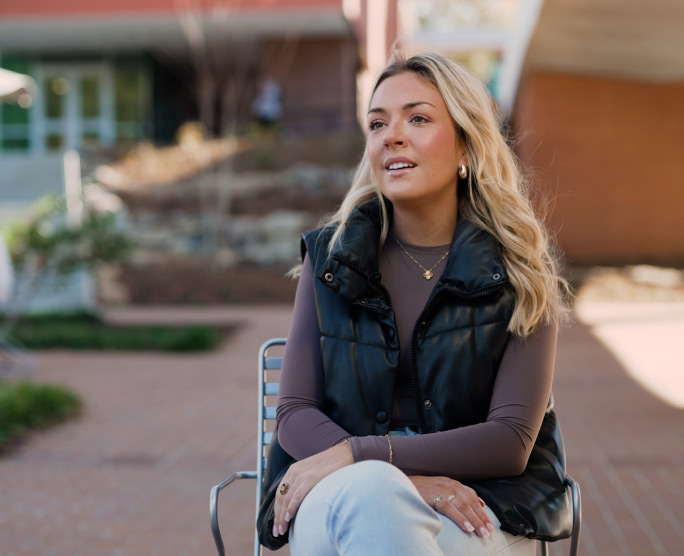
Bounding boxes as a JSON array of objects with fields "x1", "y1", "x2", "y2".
[
  {"x1": 404, "y1": 28, "x2": 509, "y2": 53},
  {"x1": 525, "y1": 0, "x2": 684, "y2": 81},
  {"x1": 0, "y1": 9, "x2": 352, "y2": 54}
]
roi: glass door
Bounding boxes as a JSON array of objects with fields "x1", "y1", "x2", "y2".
[
  {"x1": 43, "y1": 74, "x2": 71, "y2": 151},
  {"x1": 34, "y1": 64, "x2": 114, "y2": 153}
]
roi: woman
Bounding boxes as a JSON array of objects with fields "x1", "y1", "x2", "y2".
[{"x1": 260, "y1": 51, "x2": 572, "y2": 555}]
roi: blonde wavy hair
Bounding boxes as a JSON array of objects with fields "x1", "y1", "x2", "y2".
[{"x1": 321, "y1": 51, "x2": 569, "y2": 337}]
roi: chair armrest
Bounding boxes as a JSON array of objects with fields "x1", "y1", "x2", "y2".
[{"x1": 210, "y1": 471, "x2": 258, "y2": 556}]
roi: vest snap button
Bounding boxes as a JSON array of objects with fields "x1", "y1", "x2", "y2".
[
  {"x1": 375, "y1": 411, "x2": 388, "y2": 423},
  {"x1": 423, "y1": 399, "x2": 432, "y2": 408},
  {"x1": 324, "y1": 272, "x2": 334, "y2": 282},
  {"x1": 493, "y1": 273, "x2": 501, "y2": 280}
]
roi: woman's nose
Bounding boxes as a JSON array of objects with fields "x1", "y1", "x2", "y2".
[{"x1": 383, "y1": 121, "x2": 406, "y2": 147}]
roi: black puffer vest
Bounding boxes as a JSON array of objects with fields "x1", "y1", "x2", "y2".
[{"x1": 301, "y1": 200, "x2": 573, "y2": 540}]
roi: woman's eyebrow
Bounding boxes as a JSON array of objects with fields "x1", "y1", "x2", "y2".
[{"x1": 367, "y1": 101, "x2": 435, "y2": 115}]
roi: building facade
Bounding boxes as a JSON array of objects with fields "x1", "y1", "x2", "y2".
[
  {"x1": 0, "y1": 0, "x2": 361, "y2": 154},
  {"x1": 514, "y1": 0, "x2": 684, "y2": 264}
]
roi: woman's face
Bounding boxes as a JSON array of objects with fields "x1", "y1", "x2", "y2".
[{"x1": 366, "y1": 72, "x2": 466, "y2": 212}]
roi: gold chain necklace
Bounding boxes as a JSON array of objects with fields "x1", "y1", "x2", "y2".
[{"x1": 393, "y1": 237, "x2": 450, "y2": 280}]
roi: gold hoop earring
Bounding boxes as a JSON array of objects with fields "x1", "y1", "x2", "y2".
[{"x1": 459, "y1": 164, "x2": 468, "y2": 179}]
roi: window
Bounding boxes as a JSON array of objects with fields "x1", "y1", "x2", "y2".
[
  {"x1": 1, "y1": 57, "x2": 32, "y2": 152},
  {"x1": 115, "y1": 66, "x2": 150, "y2": 142}
]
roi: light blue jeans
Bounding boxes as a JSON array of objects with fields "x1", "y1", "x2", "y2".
[{"x1": 289, "y1": 446, "x2": 537, "y2": 555}]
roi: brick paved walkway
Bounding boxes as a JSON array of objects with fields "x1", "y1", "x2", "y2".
[
  {"x1": 1, "y1": 303, "x2": 683, "y2": 556},
  {"x1": 550, "y1": 301, "x2": 684, "y2": 556}
]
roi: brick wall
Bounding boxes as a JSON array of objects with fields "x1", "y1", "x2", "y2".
[
  {"x1": 514, "y1": 71, "x2": 684, "y2": 264},
  {"x1": 272, "y1": 37, "x2": 358, "y2": 132}
]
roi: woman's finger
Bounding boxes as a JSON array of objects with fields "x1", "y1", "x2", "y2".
[
  {"x1": 282, "y1": 480, "x2": 310, "y2": 529},
  {"x1": 273, "y1": 442, "x2": 353, "y2": 537},
  {"x1": 448, "y1": 495, "x2": 488, "y2": 537},
  {"x1": 273, "y1": 468, "x2": 315, "y2": 536},
  {"x1": 434, "y1": 498, "x2": 477, "y2": 536},
  {"x1": 465, "y1": 491, "x2": 494, "y2": 534},
  {"x1": 275, "y1": 476, "x2": 316, "y2": 536},
  {"x1": 446, "y1": 487, "x2": 494, "y2": 538},
  {"x1": 408, "y1": 475, "x2": 496, "y2": 539},
  {"x1": 273, "y1": 467, "x2": 299, "y2": 536}
]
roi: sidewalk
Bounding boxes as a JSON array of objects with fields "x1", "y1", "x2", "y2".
[{"x1": 1, "y1": 303, "x2": 683, "y2": 556}]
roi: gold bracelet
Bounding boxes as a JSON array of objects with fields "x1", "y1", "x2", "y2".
[
  {"x1": 338, "y1": 438, "x2": 353, "y2": 460},
  {"x1": 385, "y1": 434, "x2": 393, "y2": 464}
]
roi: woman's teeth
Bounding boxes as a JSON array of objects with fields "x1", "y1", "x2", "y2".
[{"x1": 388, "y1": 162, "x2": 416, "y2": 170}]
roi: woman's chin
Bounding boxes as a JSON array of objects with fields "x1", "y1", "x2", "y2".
[{"x1": 379, "y1": 184, "x2": 420, "y2": 205}]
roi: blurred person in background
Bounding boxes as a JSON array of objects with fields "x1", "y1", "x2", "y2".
[
  {"x1": 251, "y1": 75, "x2": 282, "y2": 131},
  {"x1": 259, "y1": 51, "x2": 572, "y2": 555}
]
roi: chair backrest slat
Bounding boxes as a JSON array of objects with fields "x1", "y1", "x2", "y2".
[
  {"x1": 264, "y1": 383, "x2": 279, "y2": 396},
  {"x1": 264, "y1": 407, "x2": 277, "y2": 420},
  {"x1": 264, "y1": 357, "x2": 283, "y2": 370}
]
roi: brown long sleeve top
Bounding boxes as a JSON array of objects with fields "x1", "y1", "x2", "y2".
[{"x1": 276, "y1": 234, "x2": 557, "y2": 481}]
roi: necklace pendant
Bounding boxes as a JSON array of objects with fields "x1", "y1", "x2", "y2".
[{"x1": 423, "y1": 270, "x2": 433, "y2": 280}]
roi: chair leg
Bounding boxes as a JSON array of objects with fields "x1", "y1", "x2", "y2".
[
  {"x1": 567, "y1": 477, "x2": 582, "y2": 556},
  {"x1": 540, "y1": 540, "x2": 549, "y2": 556}
]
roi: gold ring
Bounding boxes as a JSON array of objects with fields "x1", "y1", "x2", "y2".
[
  {"x1": 432, "y1": 496, "x2": 443, "y2": 508},
  {"x1": 279, "y1": 482, "x2": 289, "y2": 495}
]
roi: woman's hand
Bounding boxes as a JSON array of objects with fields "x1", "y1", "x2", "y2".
[
  {"x1": 273, "y1": 440, "x2": 354, "y2": 538},
  {"x1": 408, "y1": 475, "x2": 495, "y2": 538}
]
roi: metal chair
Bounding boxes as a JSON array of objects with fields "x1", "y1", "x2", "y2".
[{"x1": 210, "y1": 338, "x2": 582, "y2": 556}]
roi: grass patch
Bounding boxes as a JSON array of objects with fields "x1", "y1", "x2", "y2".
[
  {"x1": 7, "y1": 312, "x2": 223, "y2": 352},
  {"x1": 0, "y1": 380, "x2": 81, "y2": 450}
]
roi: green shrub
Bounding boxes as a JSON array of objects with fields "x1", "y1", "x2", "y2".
[
  {"x1": 0, "y1": 381, "x2": 81, "y2": 448},
  {"x1": 9, "y1": 316, "x2": 222, "y2": 352}
]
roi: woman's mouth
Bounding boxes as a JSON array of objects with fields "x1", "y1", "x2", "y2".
[{"x1": 385, "y1": 159, "x2": 417, "y2": 176}]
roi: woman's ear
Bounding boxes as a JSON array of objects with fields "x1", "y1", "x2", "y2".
[{"x1": 455, "y1": 139, "x2": 469, "y2": 166}]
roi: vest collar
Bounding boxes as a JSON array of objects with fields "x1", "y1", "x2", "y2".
[{"x1": 322, "y1": 199, "x2": 508, "y2": 302}]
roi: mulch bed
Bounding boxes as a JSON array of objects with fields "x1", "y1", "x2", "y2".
[{"x1": 119, "y1": 260, "x2": 297, "y2": 305}]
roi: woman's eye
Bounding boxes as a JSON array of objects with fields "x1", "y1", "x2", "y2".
[
  {"x1": 411, "y1": 115, "x2": 428, "y2": 124},
  {"x1": 368, "y1": 120, "x2": 384, "y2": 131}
]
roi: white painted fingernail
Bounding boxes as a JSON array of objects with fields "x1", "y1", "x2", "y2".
[
  {"x1": 272, "y1": 525, "x2": 278, "y2": 537},
  {"x1": 487, "y1": 522, "x2": 495, "y2": 533},
  {"x1": 285, "y1": 512, "x2": 291, "y2": 522},
  {"x1": 479, "y1": 527, "x2": 490, "y2": 538},
  {"x1": 464, "y1": 521, "x2": 475, "y2": 533},
  {"x1": 279, "y1": 524, "x2": 285, "y2": 536}
]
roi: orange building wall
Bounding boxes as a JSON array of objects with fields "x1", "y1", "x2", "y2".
[{"x1": 514, "y1": 71, "x2": 684, "y2": 264}]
